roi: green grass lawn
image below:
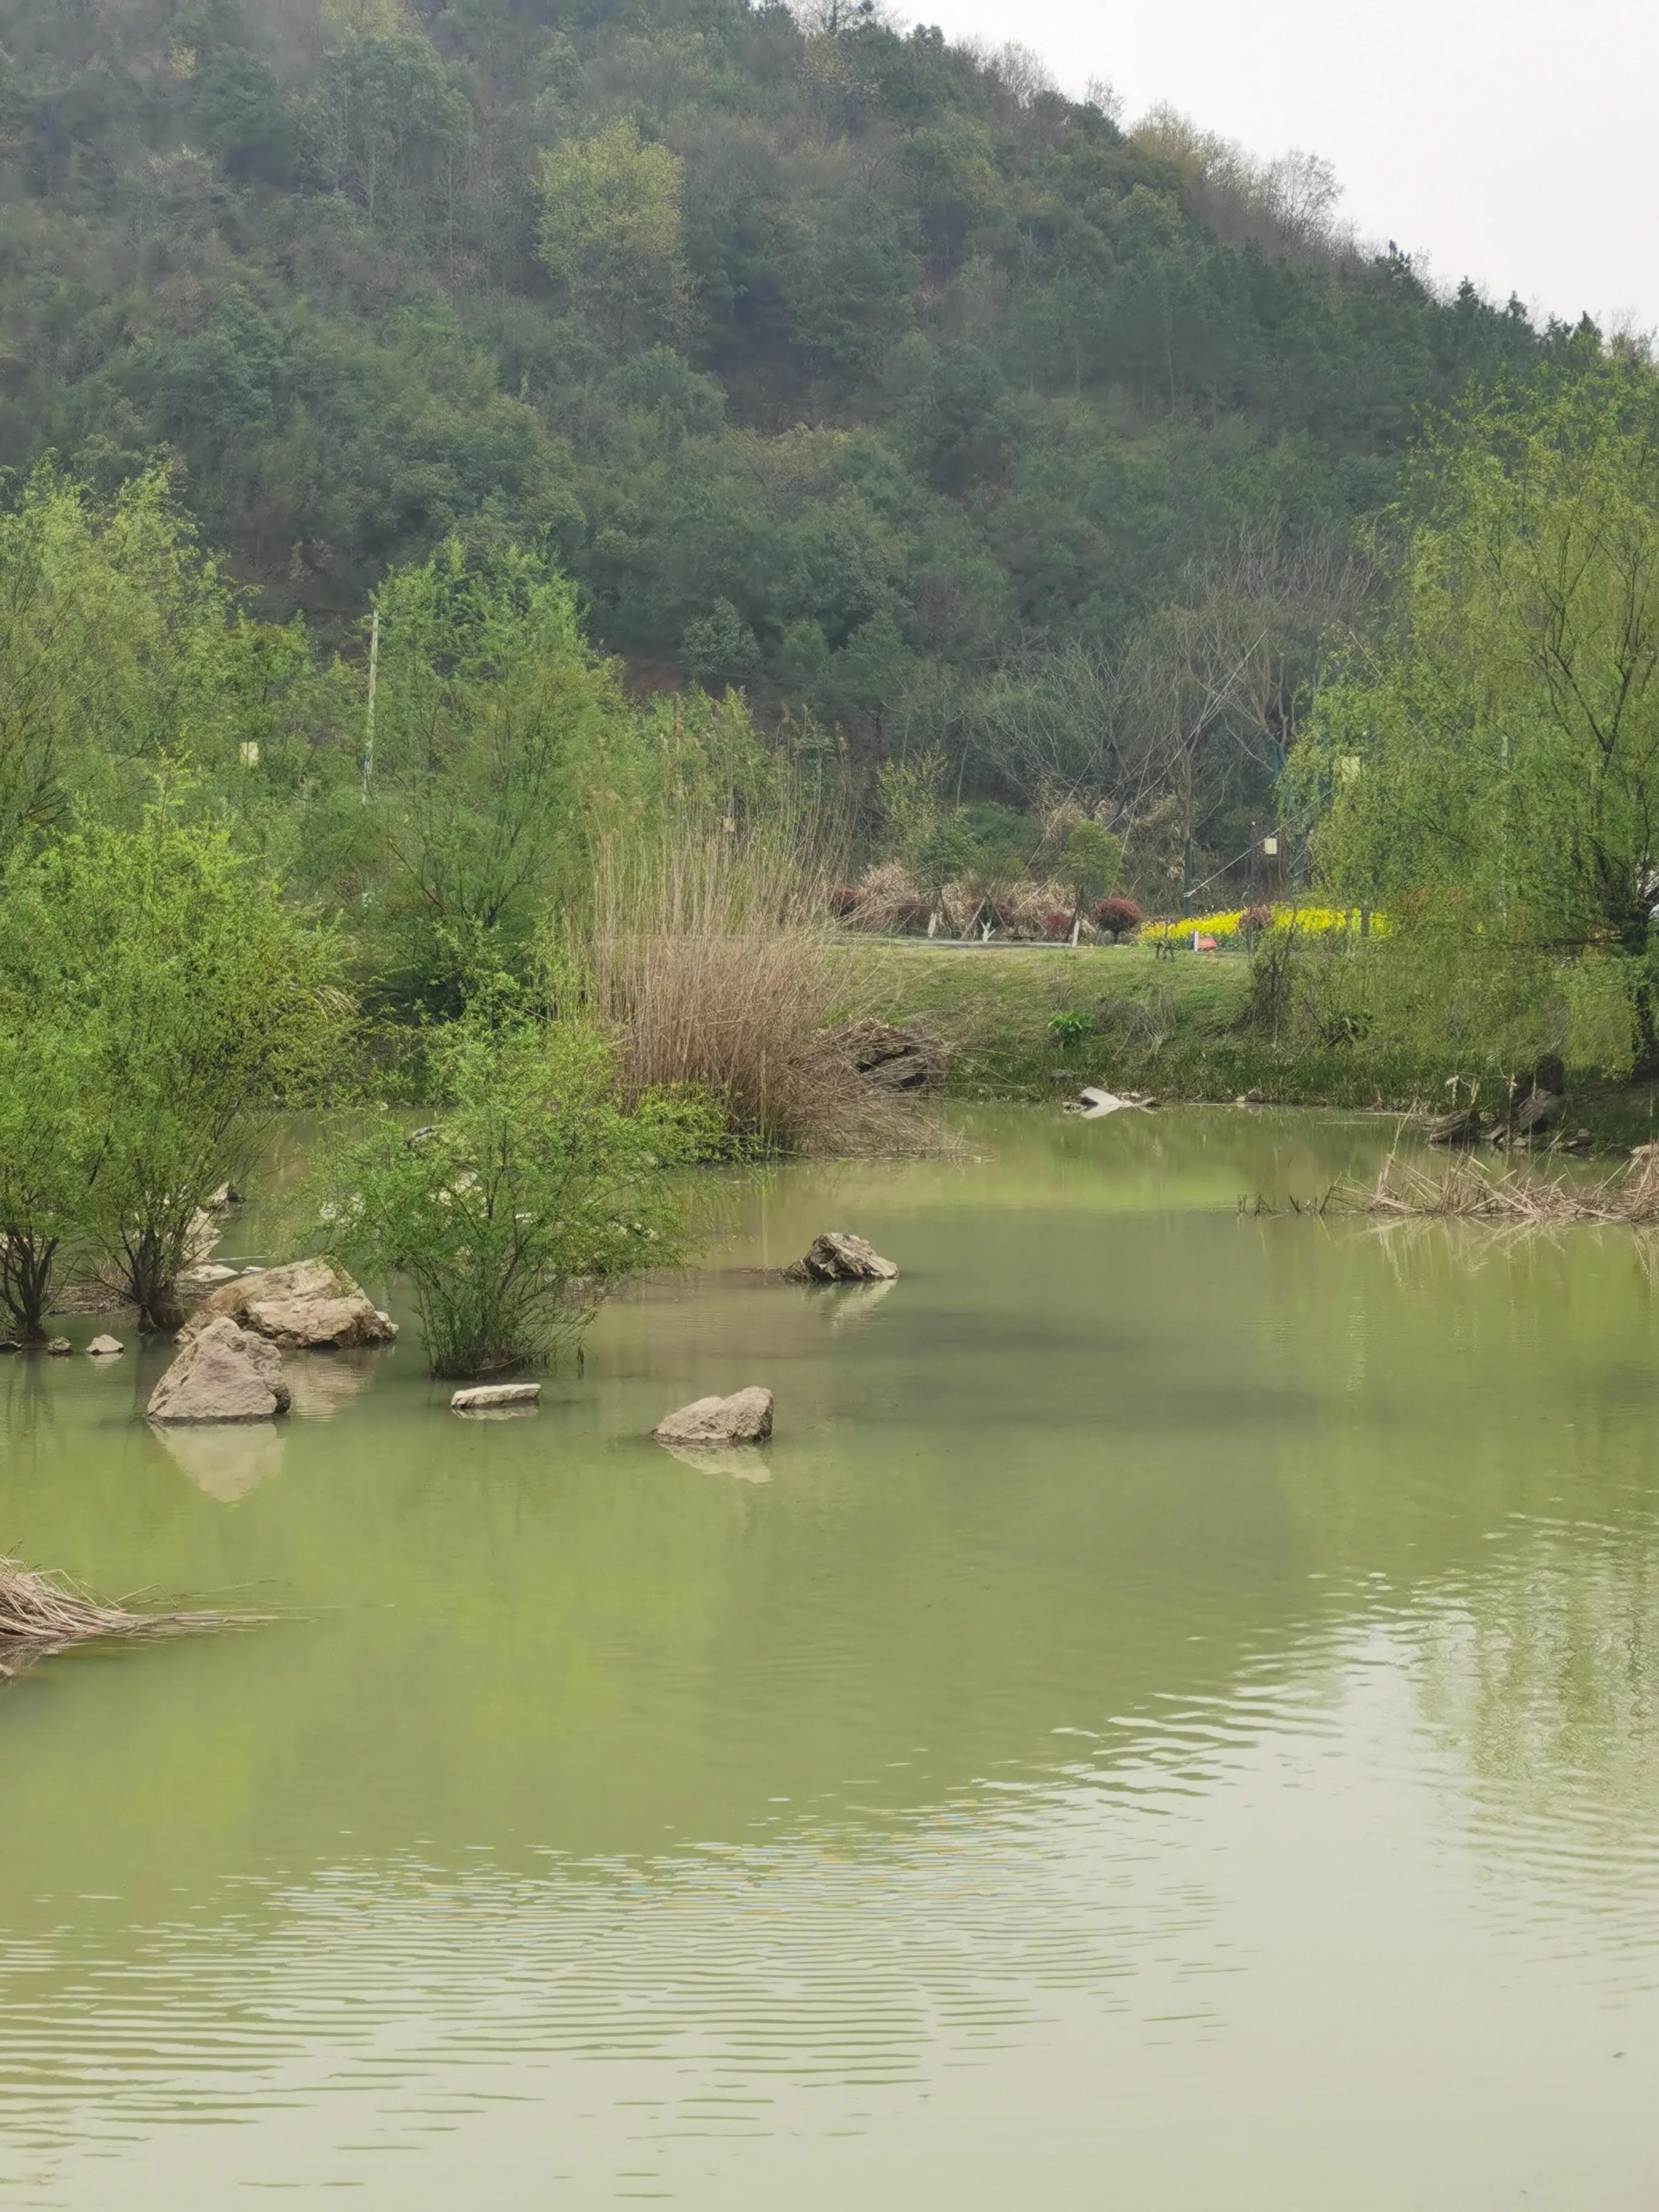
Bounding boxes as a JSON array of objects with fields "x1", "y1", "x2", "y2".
[
  {"x1": 833, "y1": 937, "x2": 1659, "y2": 1145},
  {"x1": 840, "y1": 940, "x2": 1253, "y2": 1098}
]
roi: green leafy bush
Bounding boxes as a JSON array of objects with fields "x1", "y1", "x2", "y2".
[
  {"x1": 321, "y1": 1000, "x2": 719, "y2": 1378},
  {"x1": 0, "y1": 810, "x2": 349, "y2": 1332}
]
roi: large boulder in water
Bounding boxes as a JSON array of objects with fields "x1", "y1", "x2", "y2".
[
  {"x1": 783, "y1": 1232, "x2": 898, "y2": 1284},
  {"x1": 148, "y1": 1317, "x2": 291, "y2": 1424},
  {"x1": 653, "y1": 1387, "x2": 774, "y2": 1448},
  {"x1": 187, "y1": 1259, "x2": 397, "y2": 1350}
]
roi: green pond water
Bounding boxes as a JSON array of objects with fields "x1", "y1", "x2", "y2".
[{"x1": 3, "y1": 1107, "x2": 1658, "y2": 2209}]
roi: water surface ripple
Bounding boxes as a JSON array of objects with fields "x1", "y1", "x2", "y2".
[{"x1": 3, "y1": 1108, "x2": 1658, "y2": 2208}]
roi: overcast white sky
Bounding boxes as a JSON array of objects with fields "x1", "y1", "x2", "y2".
[{"x1": 916, "y1": 0, "x2": 1659, "y2": 335}]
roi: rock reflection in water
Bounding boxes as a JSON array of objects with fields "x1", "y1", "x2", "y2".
[
  {"x1": 817, "y1": 1276, "x2": 896, "y2": 1333},
  {"x1": 281, "y1": 1350, "x2": 385, "y2": 1421},
  {"x1": 155, "y1": 1420, "x2": 285, "y2": 1503},
  {"x1": 659, "y1": 1441, "x2": 773, "y2": 1482}
]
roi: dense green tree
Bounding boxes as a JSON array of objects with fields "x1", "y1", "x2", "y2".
[
  {"x1": 1301, "y1": 370, "x2": 1659, "y2": 1057},
  {"x1": 366, "y1": 534, "x2": 626, "y2": 1007},
  {"x1": 536, "y1": 120, "x2": 692, "y2": 344},
  {"x1": 0, "y1": 811, "x2": 349, "y2": 1330}
]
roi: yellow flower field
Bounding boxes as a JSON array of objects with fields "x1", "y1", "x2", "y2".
[{"x1": 1138, "y1": 905, "x2": 1388, "y2": 945}]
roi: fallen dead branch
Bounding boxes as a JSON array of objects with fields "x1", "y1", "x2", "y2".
[{"x1": 0, "y1": 1556, "x2": 261, "y2": 1675}]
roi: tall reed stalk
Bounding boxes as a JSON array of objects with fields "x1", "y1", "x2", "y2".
[{"x1": 585, "y1": 809, "x2": 913, "y2": 1155}]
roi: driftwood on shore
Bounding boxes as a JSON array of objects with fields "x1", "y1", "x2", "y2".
[{"x1": 0, "y1": 1558, "x2": 258, "y2": 1675}]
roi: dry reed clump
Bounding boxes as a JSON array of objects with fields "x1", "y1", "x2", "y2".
[
  {"x1": 586, "y1": 822, "x2": 926, "y2": 1155},
  {"x1": 1349, "y1": 1148, "x2": 1659, "y2": 1226},
  {"x1": 843, "y1": 860, "x2": 931, "y2": 933},
  {"x1": 0, "y1": 1557, "x2": 256, "y2": 1675},
  {"x1": 931, "y1": 876, "x2": 1087, "y2": 939}
]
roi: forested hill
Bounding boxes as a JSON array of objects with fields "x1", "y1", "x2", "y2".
[{"x1": 0, "y1": 0, "x2": 1590, "y2": 789}]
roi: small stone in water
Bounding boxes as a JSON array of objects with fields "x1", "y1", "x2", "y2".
[{"x1": 87, "y1": 1335, "x2": 126, "y2": 1358}]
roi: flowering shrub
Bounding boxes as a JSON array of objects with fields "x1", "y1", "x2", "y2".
[
  {"x1": 1138, "y1": 905, "x2": 1387, "y2": 945},
  {"x1": 1092, "y1": 896, "x2": 1142, "y2": 942},
  {"x1": 1037, "y1": 909, "x2": 1075, "y2": 941}
]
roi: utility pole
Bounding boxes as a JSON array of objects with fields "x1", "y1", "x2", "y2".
[{"x1": 361, "y1": 608, "x2": 380, "y2": 803}]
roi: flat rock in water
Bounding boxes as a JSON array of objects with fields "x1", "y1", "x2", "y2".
[
  {"x1": 188, "y1": 1259, "x2": 397, "y2": 1350},
  {"x1": 783, "y1": 1232, "x2": 898, "y2": 1284},
  {"x1": 148, "y1": 1317, "x2": 290, "y2": 1424},
  {"x1": 45, "y1": 1338, "x2": 72, "y2": 1356},
  {"x1": 451, "y1": 1382, "x2": 541, "y2": 1412},
  {"x1": 653, "y1": 1387, "x2": 774, "y2": 1448},
  {"x1": 87, "y1": 1335, "x2": 125, "y2": 1358}
]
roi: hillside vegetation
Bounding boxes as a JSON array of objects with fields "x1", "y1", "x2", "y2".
[{"x1": 0, "y1": 0, "x2": 1593, "y2": 855}]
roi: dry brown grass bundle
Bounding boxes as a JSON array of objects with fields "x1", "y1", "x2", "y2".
[
  {"x1": 586, "y1": 819, "x2": 923, "y2": 1155},
  {"x1": 931, "y1": 876, "x2": 1084, "y2": 939},
  {"x1": 846, "y1": 859, "x2": 931, "y2": 933},
  {"x1": 0, "y1": 1556, "x2": 256, "y2": 1674},
  {"x1": 1350, "y1": 1148, "x2": 1659, "y2": 1227}
]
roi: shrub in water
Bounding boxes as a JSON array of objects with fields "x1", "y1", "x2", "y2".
[{"x1": 321, "y1": 1000, "x2": 717, "y2": 1378}]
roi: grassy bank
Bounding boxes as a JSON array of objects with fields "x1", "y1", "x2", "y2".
[{"x1": 843, "y1": 940, "x2": 1659, "y2": 1148}]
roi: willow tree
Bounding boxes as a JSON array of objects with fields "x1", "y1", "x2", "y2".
[{"x1": 1298, "y1": 370, "x2": 1659, "y2": 1064}]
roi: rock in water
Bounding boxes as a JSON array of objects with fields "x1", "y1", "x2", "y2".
[
  {"x1": 187, "y1": 1259, "x2": 397, "y2": 1349},
  {"x1": 653, "y1": 1387, "x2": 774, "y2": 1447},
  {"x1": 783, "y1": 1232, "x2": 899, "y2": 1284},
  {"x1": 148, "y1": 1318, "x2": 291, "y2": 1424},
  {"x1": 451, "y1": 1382, "x2": 541, "y2": 1412},
  {"x1": 87, "y1": 1335, "x2": 125, "y2": 1358}
]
